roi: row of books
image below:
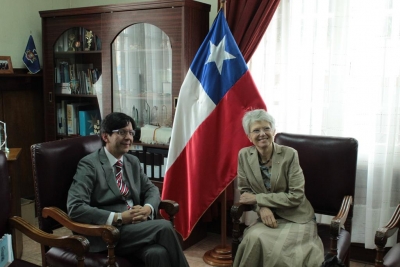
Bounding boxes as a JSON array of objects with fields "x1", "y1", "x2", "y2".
[
  {"x1": 129, "y1": 148, "x2": 167, "y2": 180},
  {"x1": 55, "y1": 62, "x2": 101, "y2": 95},
  {"x1": 57, "y1": 101, "x2": 101, "y2": 137}
]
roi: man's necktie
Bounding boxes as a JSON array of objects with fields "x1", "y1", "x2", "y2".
[{"x1": 115, "y1": 160, "x2": 129, "y2": 197}]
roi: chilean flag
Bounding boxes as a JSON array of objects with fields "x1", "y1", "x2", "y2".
[{"x1": 161, "y1": 11, "x2": 266, "y2": 240}]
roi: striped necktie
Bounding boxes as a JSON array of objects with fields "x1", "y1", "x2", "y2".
[{"x1": 115, "y1": 160, "x2": 129, "y2": 197}]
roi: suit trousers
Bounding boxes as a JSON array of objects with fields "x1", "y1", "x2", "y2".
[{"x1": 114, "y1": 219, "x2": 188, "y2": 267}]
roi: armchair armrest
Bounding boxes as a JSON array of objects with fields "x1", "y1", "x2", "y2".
[
  {"x1": 330, "y1": 195, "x2": 353, "y2": 235},
  {"x1": 42, "y1": 207, "x2": 120, "y2": 267},
  {"x1": 159, "y1": 200, "x2": 179, "y2": 215},
  {"x1": 42, "y1": 207, "x2": 119, "y2": 242},
  {"x1": 9, "y1": 216, "x2": 89, "y2": 266},
  {"x1": 230, "y1": 203, "x2": 253, "y2": 260},
  {"x1": 374, "y1": 204, "x2": 400, "y2": 267},
  {"x1": 159, "y1": 200, "x2": 179, "y2": 225},
  {"x1": 328, "y1": 195, "x2": 352, "y2": 256}
]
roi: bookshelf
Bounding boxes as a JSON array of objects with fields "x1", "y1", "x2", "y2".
[
  {"x1": 40, "y1": 1, "x2": 210, "y2": 142},
  {"x1": 52, "y1": 27, "x2": 101, "y2": 139},
  {"x1": 40, "y1": 12, "x2": 102, "y2": 141}
]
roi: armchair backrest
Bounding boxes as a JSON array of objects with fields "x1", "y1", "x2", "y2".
[
  {"x1": 0, "y1": 151, "x2": 10, "y2": 237},
  {"x1": 274, "y1": 132, "x2": 358, "y2": 218},
  {"x1": 31, "y1": 135, "x2": 103, "y2": 233}
]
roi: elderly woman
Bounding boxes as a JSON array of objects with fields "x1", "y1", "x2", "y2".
[{"x1": 233, "y1": 109, "x2": 324, "y2": 267}]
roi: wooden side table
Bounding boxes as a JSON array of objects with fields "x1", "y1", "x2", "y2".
[{"x1": 5, "y1": 148, "x2": 23, "y2": 259}]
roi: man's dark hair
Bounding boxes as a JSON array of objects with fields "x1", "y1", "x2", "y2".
[{"x1": 100, "y1": 112, "x2": 136, "y2": 144}]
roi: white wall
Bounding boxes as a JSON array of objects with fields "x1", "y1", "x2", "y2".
[
  {"x1": 0, "y1": 0, "x2": 217, "y2": 69},
  {"x1": 0, "y1": 0, "x2": 68, "y2": 69}
]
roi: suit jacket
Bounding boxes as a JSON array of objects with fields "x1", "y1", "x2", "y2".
[
  {"x1": 237, "y1": 143, "x2": 314, "y2": 223},
  {"x1": 67, "y1": 147, "x2": 160, "y2": 251}
]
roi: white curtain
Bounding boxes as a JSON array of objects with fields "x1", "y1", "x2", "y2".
[
  {"x1": 248, "y1": 0, "x2": 400, "y2": 249},
  {"x1": 112, "y1": 24, "x2": 172, "y2": 127}
]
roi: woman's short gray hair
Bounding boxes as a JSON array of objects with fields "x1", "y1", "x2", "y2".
[{"x1": 242, "y1": 109, "x2": 275, "y2": 135}]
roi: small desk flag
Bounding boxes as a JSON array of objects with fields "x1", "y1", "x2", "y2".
[
  {"x1": 161, "y1": 10, "x2": 266, "y2": 240},
  {"x1": 23, "y1": 35, "x2": 40, "y2": 74}
]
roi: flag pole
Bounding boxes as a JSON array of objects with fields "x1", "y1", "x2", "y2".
[
  {"x1": 203, "y1": 2, "x2": 233, "y2": 264},
  {"x1": 203, "y1": 189, "x2": 233, "y2": 266}
]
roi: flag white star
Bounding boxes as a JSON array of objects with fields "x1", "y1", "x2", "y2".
[{"x1": 206, "y1": 36, "x2": 236, "y2": 75}]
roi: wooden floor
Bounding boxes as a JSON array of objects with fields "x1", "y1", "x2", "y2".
[{"x1": 20, "y1": 218, "x2": 375, "y2": 266}]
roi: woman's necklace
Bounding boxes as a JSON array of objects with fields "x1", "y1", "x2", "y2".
[
  {"x1": 259, "y1": 146, "x2": 274, "y2": 165},
  {"x1": 260, "y1": 158, "x2": 271, "y2": 165}
]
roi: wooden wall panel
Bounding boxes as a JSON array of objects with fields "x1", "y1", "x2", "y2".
[{"x1": 0, "y1": 69, "x2": 44, "y2": 197}]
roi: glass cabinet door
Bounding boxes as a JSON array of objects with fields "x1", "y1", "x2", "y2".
[{"x1": 112, "y1": 23, "x2": 172, "y2": 129}]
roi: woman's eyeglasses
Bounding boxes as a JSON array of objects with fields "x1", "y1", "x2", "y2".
[{"x1": 250, "y1": 127, "x2": 272, "y2": 135}]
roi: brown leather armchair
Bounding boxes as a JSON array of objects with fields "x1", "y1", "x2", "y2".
[
  {"x1": 374, "y1": 204, "x2": 400, "y2": 267},
  {"x1": 31, "y1": 135, "x2": 179, "y2": 267},
  {"x1": 231, "y1": 132, "x2": 358, "y2": 266},
  {"x1": 0, "y1": 150, "x2": 89, "y2": 267}
]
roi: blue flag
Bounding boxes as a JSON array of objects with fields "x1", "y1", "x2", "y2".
[{"x1": 23, "y1": 35, "x2": 40, "y2": 74}]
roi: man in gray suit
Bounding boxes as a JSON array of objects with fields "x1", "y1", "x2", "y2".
[{"x1": 67, "y1": 112, "x2": 188, "y2": 267}]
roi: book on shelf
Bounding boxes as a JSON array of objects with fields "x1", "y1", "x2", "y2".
[
  {"x1": 78, "y1": 28, "x2": 84, "y2": 51},
  {"x1": 59, "y1": 61, "x2": 70, "y2": 83},
  {"x1": 55, "y1": 83, "x2": 71, "y2": 94},
  {"x1": 79, "y1": 109, "x2": 101, "y2": 136},
  {"x1": 54, "y1": 67, "x2": 60, "y2": 83},
  {"x1": 56, "y1": 103, "x2": 64, "y2": 135},
  {"x1": 92, "y1": 34, "x2": 97, "y2": 51},
  {"x1": 57, "y1": 100, "x2": 69, "y2": 136},
  {"x1": 66, "y1": 103, "x2": 78, "y2": 135},
  {"x1": 0, "y1": 234, "x2": 14, "y2": 267},
  {"x1": 96, "y1": 36, "x2": 102, "y2": 50}
]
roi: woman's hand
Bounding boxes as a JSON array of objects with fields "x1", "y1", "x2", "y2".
[
  {"x1": 260, "y1": 207, "x2": 278, "y2": 228},
  {"x1": 239, "y1": 192, "x2": 257, "y2": 205}
]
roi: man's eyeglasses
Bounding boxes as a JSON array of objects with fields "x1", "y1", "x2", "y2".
[
  {"x1": 250, "y1": 127, "x2": 272, "y2": 135},
  {"x1": 112, "y1": 129, "x2": 135, "y2": 137}
]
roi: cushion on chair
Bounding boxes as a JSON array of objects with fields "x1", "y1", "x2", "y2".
[
  {"x1": 317, "y1": 224, "x2": 350, "y2": 261},
  {"x1": 46, "y1": 247, "x2": 132, "y2": 267},
  {"x1": 383, "y1": 242, "x2": 400, "y2": 267}
]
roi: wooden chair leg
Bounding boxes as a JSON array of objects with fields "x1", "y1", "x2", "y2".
[{"x1": 374, "y1": 246, "x2": 385, "y2": 267}]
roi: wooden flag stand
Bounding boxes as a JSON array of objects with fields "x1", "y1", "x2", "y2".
[
  {"x1": 203, "y1": 1, "x2": 233, "y2": 265},
  {"x1": 203, "y1": 189, "x2": 233, "y2": 266}
]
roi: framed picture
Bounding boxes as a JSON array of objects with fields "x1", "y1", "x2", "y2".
[{"x1": 0, "y1": 56, "x2": 13, "y2": 74}]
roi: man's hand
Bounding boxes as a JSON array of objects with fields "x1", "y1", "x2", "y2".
[
  {"x1": 239, "y1": 192, "x2": 257, "y2": 205},
  {"x1": 127, "y1": 205, "x2": 151, "y2": 224},
  {"x1": 260, "y1": 207, "x2": 278, "y2": 228}
]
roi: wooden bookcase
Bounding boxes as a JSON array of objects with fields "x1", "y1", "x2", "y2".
[{"x1": 40, "y1": 1, "x2": 210, "y2": 142}]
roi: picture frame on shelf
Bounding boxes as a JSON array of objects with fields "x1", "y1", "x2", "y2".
[{"x1": 0, "y1": 56, "x2": 13, "y2": 74}]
